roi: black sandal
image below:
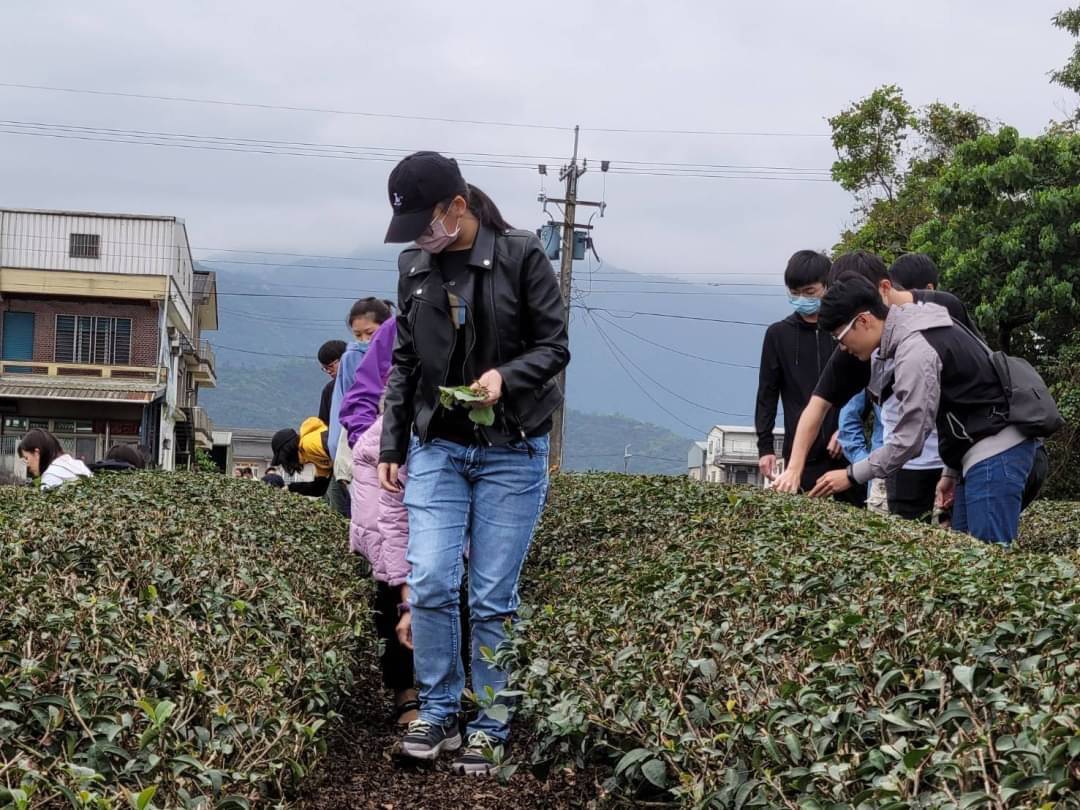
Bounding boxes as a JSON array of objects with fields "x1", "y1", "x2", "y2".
[{"x1": 393, "y1": 700, "x2": 421, "y2": 724}]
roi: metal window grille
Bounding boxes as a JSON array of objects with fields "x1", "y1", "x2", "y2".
[
  {"x1": 69, "y1": 233, "x2": 101, "y2": 259},
  {"x1": 54, "y1": 315, "x2": 133, "y2": 365}
]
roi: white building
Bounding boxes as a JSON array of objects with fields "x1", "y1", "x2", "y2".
[
  {"x1": 687, "y1": 441, "x2": 708, "y2": 480},
  {"x1": 0, "y1": 208, "x2": 218, "y2": 475},
  {"x1": 700, "y1": 425, "x2": 784, "y2": 487}
]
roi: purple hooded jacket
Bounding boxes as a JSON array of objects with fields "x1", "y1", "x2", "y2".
[{"x1": 339, "y1": 318, "x2": 396, "y2": 448}]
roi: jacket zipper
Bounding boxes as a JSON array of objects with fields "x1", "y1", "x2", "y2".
[
  {"x1": 488, "y1": 264, "x2": 533, "y2": 456},
  {"x1": 457, "y1": 291, "x2": 490, "y2": 447}
]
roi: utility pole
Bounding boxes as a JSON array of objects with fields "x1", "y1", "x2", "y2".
[
  {"x1": 544, "y1": 125, "x2": 606, "y2": 472},
  {"x1": 623, "y1": 444, "x2": 632, "y2": 475}
]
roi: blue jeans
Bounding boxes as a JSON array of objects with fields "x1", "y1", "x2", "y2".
[
  {"x1": 952, "y1": 439, "x2": 1036, "y2": 546},
  {"x1": 404, "y1": 435, "x2": 549, "y2": 742}
]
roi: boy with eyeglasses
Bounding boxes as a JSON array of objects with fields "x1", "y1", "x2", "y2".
[{"x1": 804, "y1": 276, "x2": 1037, "y2": 545}]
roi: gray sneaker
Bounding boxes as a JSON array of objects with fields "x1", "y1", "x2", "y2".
[
  {"x1": 452, "y1": 731, "x2": 499, "y2": 776},
  {"x1": 401, "y1": 716, "x2": 461, "y2": 760}
]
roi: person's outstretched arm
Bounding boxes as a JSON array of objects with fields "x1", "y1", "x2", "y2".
[{"x1": 773, "y1": 395, "x2": 831, "y2": 493}]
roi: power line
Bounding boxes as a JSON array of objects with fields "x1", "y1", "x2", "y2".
[
  {"x1": 214, "y1": 343, "x2": 310, "y2": 359},
  {"x1": 588, "y1": 313, "x2": 752, "y2": 418},
  {"x1": 577, "y1": 305, "x2": 769, "y2": 328},
  {"x1": 584, "y1": 310, "x2": 710, "y2": 436},
  {"x1": 0, "y1": 125, "x2": 540, "y2": 171},
  {"x1": 196, "y1": 247, "x2": 393, "y2": 263},
  {"x1": 588, "y1": 124, "x2": 828, "y2": 138},
  {"x1": 577, "y1": 277, "x2": 779, "y2": 287},
  {"x1": 199, "y1": 258, "x2": 399, "y2": 273},
  {"x1": 0, "y1": 123, "x2": 833, "y2": 182},
  {"x1": 581, "y1": 288, "x2": 778, "y2": 298},
  {"x1": 4, "y1": 235, "x2": 783, "y2": 277},
  {"x1": 606, "y1": 167, "x2": 832, "y2": 182},
  {"x1": 0, "y1": 83, "x2": 571, "y2": 132},
  {"x1": 0, "y1": 82, "x2": 830, "y2": 139},
  {"x1": 592, "y1": 311, "x2": 758, "y2": 369}
]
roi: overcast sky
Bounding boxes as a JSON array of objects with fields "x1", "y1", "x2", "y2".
[{"x1": 0, "y1": 0, "x2": 1075, "y2": 281}]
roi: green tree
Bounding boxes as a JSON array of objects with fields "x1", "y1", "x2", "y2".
[
  {"x1": 1051, "y1": 6, "x2": 1080, "y2": 104},
  {"x1": 829, "y1": 86, "x2": 989, "y2": 261},
  {"x1": 1042, "y1": 333, "x2": 1080, "y2": 498},
  {"x1": 829, "y1": 84, "x2": 914, "y2": 206},
  {"x1": 194, "y1": 448, "x2": 220, "y2": 474},
  {"x1": 911, "y1": 126, "x2": 1080, "y2": 356}
]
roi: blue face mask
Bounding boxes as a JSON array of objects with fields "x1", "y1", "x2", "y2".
[{"x1": 788, "y1": 295, "x2": 821, "y2": 317}]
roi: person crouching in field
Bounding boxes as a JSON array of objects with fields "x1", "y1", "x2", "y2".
[
  {"x1": 18, "y1": 429, "x2": 92, "y2": 490},
  {"x1": 270, "y1": 417, "x2": 333, "y2": 497}
]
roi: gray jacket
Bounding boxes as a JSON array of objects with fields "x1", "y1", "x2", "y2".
[{"x1": 852, "y1": 303, "x2": 1018, "y2": 483}]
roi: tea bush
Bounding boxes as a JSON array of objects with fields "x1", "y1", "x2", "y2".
[
  {"x1": 1017, "y1": 500, "x2": 1080, "y2": 555},
  {"x1": 510, "y1": 475, "x2": 1080, "y2": 808},
  {"x1": 0, "y1": 473, "x2": 366, "y2": 809}
]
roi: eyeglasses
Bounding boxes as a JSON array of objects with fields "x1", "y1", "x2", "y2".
[{"x1": 833, "y1": 312, "x2": 868, "y2": 343}]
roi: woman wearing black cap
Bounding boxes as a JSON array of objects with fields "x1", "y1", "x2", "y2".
[{"x1": 377, "y1": 151, "x2": 570, "y2": 774}]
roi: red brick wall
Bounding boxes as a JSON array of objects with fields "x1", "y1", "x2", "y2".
[{"x1": 1, "y1": 297, "x2": 160, "y2": 367}]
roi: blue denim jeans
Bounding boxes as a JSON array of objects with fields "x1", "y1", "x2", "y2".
[
  {"x1": 403, "y1": 435, "x2": 549, "y2": 742},
  {"x1": 952, "y1": 439, "x2": 1036, "y2": 546}
]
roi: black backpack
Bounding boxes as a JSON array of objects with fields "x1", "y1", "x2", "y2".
[
  {"x1": 958, "y1": 323, "x2": 1064, "y2": 438},
  {"x1": 990, "y1": 353, "x2": 1064, "y2": 437}
]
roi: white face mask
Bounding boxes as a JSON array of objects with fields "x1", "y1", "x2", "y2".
[{"x1": 414, "y1": 209, "x2": 460, "y2": 253}]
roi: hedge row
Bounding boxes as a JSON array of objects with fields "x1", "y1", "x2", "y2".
[
  {"x1": 510, "y1": 475, "x2": 1080, "y2": 808},
  {"x1": 0, "y1": 473, "x2": 365, "y2": 809}
]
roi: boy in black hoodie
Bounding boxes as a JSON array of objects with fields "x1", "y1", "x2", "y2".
[{"x1": 756, "y1": 250, "x2": 862, "y2": 505}]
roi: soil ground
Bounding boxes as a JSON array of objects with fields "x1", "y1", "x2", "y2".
[{"x1": 298, "y1": 655, "x2": 601, "y2": 810}]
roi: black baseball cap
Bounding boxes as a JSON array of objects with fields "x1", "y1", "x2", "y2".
[
  {"x1": 384, "y1": 151, "x2": 468, "y2": 243},
  {"x1": 270, "y1": 428, "x2": 298, "y2": 469}
]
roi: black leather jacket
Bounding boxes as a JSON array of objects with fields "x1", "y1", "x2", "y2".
[{"x1": 379, "y1": 224, "x2": 570, "y2": 464}]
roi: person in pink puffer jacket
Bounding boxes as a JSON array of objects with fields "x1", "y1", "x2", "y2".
[
  {"x1": 350, "y1": 415, "x2": 408, "y2": 581},
  {"x1": 342, "y1": 318, "x2": 419, "y2": 724}
]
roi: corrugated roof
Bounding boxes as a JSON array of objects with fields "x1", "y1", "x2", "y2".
[
  {"x1": 0, "y1": 377, "x2": 164, "y2": 404},
  {"x1": 0, "y1": 207, "x2": 178, "y2": 222}
]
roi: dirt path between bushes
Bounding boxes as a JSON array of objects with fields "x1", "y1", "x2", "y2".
[{"x1": 298, "y1": 655, "x2": 600, "y2": 810}]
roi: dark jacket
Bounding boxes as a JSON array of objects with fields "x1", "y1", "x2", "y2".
[
  {"x1": 379, "y1": 224, "x2": 570, "y2": 464},
  {"x1": 851, "y1": 303, "x2": 1012, "y2": 480},
  {"x1": 755, "y1": 313, "x2": 839, "y2": 465},
  {"x1": 813, "y1": 289, "x2": 976, "y2": 407},
  {"x1": 318, "y1": 379, "x2": 334, "y2": 426}
]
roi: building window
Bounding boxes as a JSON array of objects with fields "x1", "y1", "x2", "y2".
[
  {"x1": 69, "y1": 233, "x2": 101, "y2": 259},
  {"x1": 735, "y1": 469, "x2": 749, "y2": 484},
  {"x1": 55, "y1": 315, "x2": 132, "y2": 365}
]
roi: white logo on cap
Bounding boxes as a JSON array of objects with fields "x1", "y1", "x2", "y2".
[{"x1": 392, "y1": 192, "x2": 404, "y2": 208}]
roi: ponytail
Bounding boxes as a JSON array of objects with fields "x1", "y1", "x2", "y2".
[
  {"x1": 440, "y1": 183, "x2": 513, "y2": 232},
  {"x1": 465, "y1": 184, "x2": 513, "y2": 231}
]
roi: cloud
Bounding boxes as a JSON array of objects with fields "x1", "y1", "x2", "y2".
[{"x1": 0, "y1": 0, "x2": 1072, "y2": 275}]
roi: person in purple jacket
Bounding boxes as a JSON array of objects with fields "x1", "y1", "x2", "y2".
[
  {"x1": 325, "y1": 298, "x2": 394, "y2": 518},
  {"x1": 340, "y1": 318, "x2": 419, "y2": 724}
]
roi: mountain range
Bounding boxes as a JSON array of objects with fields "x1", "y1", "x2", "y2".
[
  {"x1": 197, "y1": 246, "x2": 788, "y2": 448},
  {"x1": 195, "y1": 246, "x2": 793, "y2": 473}
]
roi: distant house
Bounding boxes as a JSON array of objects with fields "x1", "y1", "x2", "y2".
[
  {"x1": 687, "y1": 441, "x2": 708, "y2": 480},
  {"x1": 0, "y1": 208, "x2": 218, "y2": 477},
  {"x1": 226, "y1": 426, "x2": 315, "y2": 484},
  {"x1": 701, "y1": 425, "x2": 784, "y2": 487},
  {"x1": 228, "y1": 427, "x2": 278, "y2": 478}
]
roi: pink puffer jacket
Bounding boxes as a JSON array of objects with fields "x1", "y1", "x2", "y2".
[{"x1": 349, "y1": 415, "x2": 410, "y2": 585}]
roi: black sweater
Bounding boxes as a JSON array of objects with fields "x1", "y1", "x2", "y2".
[{"x1": 755, "y1": 313, "x2": 839, "y2": 464}]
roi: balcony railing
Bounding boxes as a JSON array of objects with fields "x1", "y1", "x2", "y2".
[
  {"x1": 191, "y1": 339, "x2": 216, "y2": 385},
  {"x1": 197, "y1": 340, "x2": 216, "y2": 373},
  {"x1": 0, "y1": 360, "x2": 163, "y2": 383}
]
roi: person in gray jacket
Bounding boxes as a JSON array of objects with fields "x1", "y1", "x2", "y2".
[{"x1": 805, "y1": 276, "x2": 1037, "y2": 546}]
